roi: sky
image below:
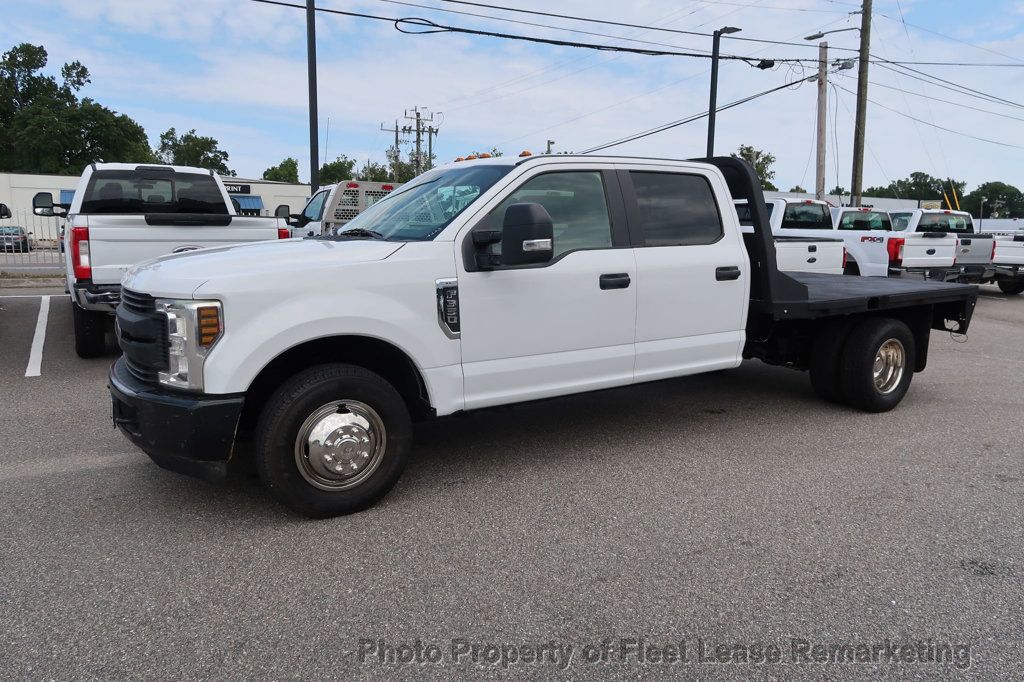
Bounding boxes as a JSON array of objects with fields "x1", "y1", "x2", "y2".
[{"x1": 3, "y1": 0, "x2": 1023, "y2": 193}]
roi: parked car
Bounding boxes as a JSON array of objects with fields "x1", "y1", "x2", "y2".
[
  {"x1": 32, "y1": 163, "x2": 293, "y2": 358},
  {"x1": 0, "y1": 226, "x2": 31, "y2": 252},
  {"x1": 830, "y1": 207, "x2": 958, "y2": 280},
  {"x1": 734, "y1": 198, "x2": 845, "y2": 274},
  {"x1": 288, "y1": 180, "x2": 400, "y2": 237},
  {"x1": 890, "y1": 209, "x2": 994, "y2": 284},
  {"x1": 107, "y1": 155, "x2": 979, "y2": 517}
]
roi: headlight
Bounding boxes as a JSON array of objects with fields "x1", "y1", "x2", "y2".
[{"x1": 156, "y1": 299, "x2": 223, "y2": 391}]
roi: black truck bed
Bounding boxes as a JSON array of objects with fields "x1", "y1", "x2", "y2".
[{"x1": 774, "y1": 272, "x2": 978, "y2": 319}]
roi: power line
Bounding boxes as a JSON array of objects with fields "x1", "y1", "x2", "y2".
[
  {"x1": 875, "y1": 10, "x2": 1024, "y2": 64},
  {"x1": 865, "y1": 80, "x2": 1024, "y2": 123},
  {"x1": 872, "y1": 59, "x2": 1024, "y2": 111},
  {"x1": 580, "y1": 74, "x2": 817, "y2": 154},
  {"x1": 832, "y1": 83, "x2": 1024, "y2": 150}
]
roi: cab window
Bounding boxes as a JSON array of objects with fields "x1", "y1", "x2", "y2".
[
  {"x1": 837, "y1": 211, "x2": 892, "y2": 231},
  {"x1": 630, "y1": 172, "x2": 723, "y2": 246},
  {"x1": 490, "y1": 171, "x2": 612, "y2": 259},
  {"x1": 302, "y1": 190, "x2": 330, "y2": 222},
  {"x1": 780, "y1": 202, "x2": 831, "y2": 229}
]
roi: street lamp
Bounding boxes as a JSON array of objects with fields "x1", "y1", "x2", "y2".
[
  {"x1": 707, "y1": 26, "x2": 742, "y2": 158},
  {"x1": 804, "y1": 27, "x2": 859, "y2": 41}
]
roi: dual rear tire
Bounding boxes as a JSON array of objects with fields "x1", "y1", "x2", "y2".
[{"x1": 809, "y1": 317, "x2": 915, "y2": 413}]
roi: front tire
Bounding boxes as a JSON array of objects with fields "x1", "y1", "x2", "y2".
[
  {"x1": 72, "y1": 303, "x2": 107, "y2": 358},
  {"x1": 839, "y1": 318, "x2": 915, "y2": 413},
  {"x1": 254, "y1": 364, "x2": 412, "y2": 517},
  {"x1": 997, "y1": 280, "x2": 1024, "y2": 295}
]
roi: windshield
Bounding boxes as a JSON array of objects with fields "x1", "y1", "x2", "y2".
[
  {"x1": 890, "y1": 212, "x2": 912, "y2": 230},
  {"x1": 333, "y1": 164, "x2": 513, "y2": 241},
  {"x1": 837, "y1": 210, "x2": 892, "y2": 231},
  {"x1": 734, "y1": 202, "x2": 773, "y2": 226},
  {"x1": 917, "y1": 212, "x2": 974, "y2": 234}
]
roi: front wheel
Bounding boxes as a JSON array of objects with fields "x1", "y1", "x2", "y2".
[
  {"x1": 254, "y1": 364, "x2": 412, "y2": 517},
  {"x1": 997, "y1": 280, "x2": 1024, "y2": 296},
  {"x1": 839, "y1": 318, "x2": 915, "y2": 413}
]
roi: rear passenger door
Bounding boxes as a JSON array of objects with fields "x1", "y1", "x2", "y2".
[{"x1": 619, "y1": 167, "x2": 749, "y2": 382}]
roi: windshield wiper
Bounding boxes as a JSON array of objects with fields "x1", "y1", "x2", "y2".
[{"x1": 334, "y1": 228, "x2": 387, "y2": 240}]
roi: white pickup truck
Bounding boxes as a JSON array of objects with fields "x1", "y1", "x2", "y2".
[
  {"x1": 890, "y1": 209, "x2": 994, "y2": 285},
  {"x1": 990, "y1": 233, "x2": 1024, "y2": 295},
  {"x1": 829, "y1": 207, "x2": 958, "y2": 280},
  {"x1": 32, "y1": 163, "x2": 291, "y2": 358},
  {"x1": 287, "y1": 180, "x2": 399, "y2": 237},
  {"x1": 734, "y1": 198, "x2": 845, "y2": 274},
  {"x1": 108, "y1": 155, "x2": 977, "y2": 517}
]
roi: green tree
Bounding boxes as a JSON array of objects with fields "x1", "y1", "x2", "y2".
[
  {"x1": 863, "y1": 172, "x2": 966, "y2": 202},
  {"x1": 789, "y1": 185, "x2": 807, "y2": 193},
  {"x1": 0, "y1": 43, "x2": 152, "y2": 173},
  {"x1": 469, "y1": 147, "x2": 504, "y2": 158},
  {"x1": 262, "y1": 157, "x2": 299, "y2": 183},
  {"x1": 829, "y1": 185, "x2": 847, "y2": 196},
  {"x1": 156, "y1": 127, "x2": 234, "y2": 175},
  {"x1": 357, "y1": 160, "x2": 391, "y2": 182},
  {"x1": 963, "y1": 181, "x2": 1024, "y2": 218},
  {"x1": 319, "y1": 154, "x2": 357, "y2": 185},
  {"x1": 732, "y1": 144, "x2": 778, "y2": 191}
]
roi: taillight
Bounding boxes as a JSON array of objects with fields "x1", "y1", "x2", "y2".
[
  {"x1": 842, "y1": 247, "x2": 848, "y2": 270},
  {"x1": 70, "y1": 226, "x2": 91, "y2": 279},
  {"x1": 991, "y1": 240, "x2": 997, "y2": 261},
  {"x1": 887, "y1": 237, "x2": 905, "y2": 265},
  {"x1": 277, "y1": 227, "x2": 290, "y2": 239},
  {"x1": 953, "y1": 239, "x2": 958, "y2": 265}
]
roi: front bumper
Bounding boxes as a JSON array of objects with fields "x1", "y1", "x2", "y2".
[
  {"x1": 108, "y1": 357, "x2": 244, "y2": 481},
  {"x1": 74, "y1": 282, "x2": 121, "y2": 313}
]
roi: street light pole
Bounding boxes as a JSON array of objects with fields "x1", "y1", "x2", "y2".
[
  {"x1": 850, "y1": 0, "x2": 872, "y2": 206},
  {"x1": 707, "y1": 26, "x2": 741, "y2": 158},
  {"x1": 306, "y1": 0, "x2": 320, "y2": 193}
]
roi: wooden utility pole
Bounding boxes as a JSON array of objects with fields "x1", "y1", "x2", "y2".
[
  {"x1": 815, "y1": 42, "x2": 828, "y2": 200},
  {"x1": 380, "y1": 121, "x2": 401, "y2": 182},
  {"x1": 850, "y1": 0, "x2": 872, "y2": 206}
]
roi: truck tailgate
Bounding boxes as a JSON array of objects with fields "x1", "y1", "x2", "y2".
[
  {"x1": 773, "y1": 237, "x2": 844, "y2": 274},
  {"x1": 953, "y1": 234, "x2": 995, "y2": 266},
  {"x1": 83, "y1": 214, "x2": 280, "y2": 284},
  {"x1": 900, "y1": 233, "x2": 956, "y2": 269},
  {"x1": 993, "y1": 234, "x2": 1024, "y2": 265}
]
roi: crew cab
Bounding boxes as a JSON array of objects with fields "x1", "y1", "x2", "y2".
[
  {"x1": 108, "y1": 155, "x2": 977, "y2": 517},
  {"x1": 831, "y1": 207, "x2": 957, "y2": 280},
  {"x1": 287, "y1": 180, "x2": 400, "y2": 237},
  {"x1": 890, "y1": 209, "x2": 994, "y2": 284},
  {"x1": 734, "y1": 198, "x2": 845, "y2": 275},
  {"x1": 32, "y1": 163, "x2": 292, "y2": 358}
]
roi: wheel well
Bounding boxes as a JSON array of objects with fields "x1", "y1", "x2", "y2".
[{"x1": 238, "y1": 336, "x2": 434, "y2": 435}]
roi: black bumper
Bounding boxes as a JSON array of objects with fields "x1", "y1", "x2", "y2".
[
  {"x1": 73, "y1": 282, "x2": 121, "y2": 312},
  {"x1": 108, "y1": 357, "x2": 244, "y2": 481}
]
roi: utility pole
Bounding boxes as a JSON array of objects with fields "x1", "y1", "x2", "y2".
[
  {"x1": 850, "y1": 0, "x2": 872, "y2": 206},
  {"x1": 707, "y1": 26, "x2": 741, "y2": 158},
  {"x1": 305, "y1": 0, "x2": 319, "y2": 192},
  {"x1": 814, "y1": 42, "x2": 828, "y2": 200},
  {"x1": 380, "y1": 120, "x2": 401, "y2": 182},
  {"x1": 545, "y1": 140, "x2": 555, "y2": 154},
  {"x1": 402, "y1": 107, "x2": 439, "y2": 176}
]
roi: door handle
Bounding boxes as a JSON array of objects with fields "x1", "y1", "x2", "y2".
[
  {"x1": 599, "y1": 273, "x2": 631, "y2": 290},
  {"x1": 716, "y1": 266, "x2": 741, "y2": 281}
]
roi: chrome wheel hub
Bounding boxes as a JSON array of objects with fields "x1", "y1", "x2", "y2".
[
  {"x1": 295, "y1": 401, "x2": 386, "y2": 490},
  {"x1": 872, "y1": 338, "x2": 905, "y2": 395}
]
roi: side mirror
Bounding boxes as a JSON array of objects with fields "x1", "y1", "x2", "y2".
[
  {"x1": 501, "y1": 203, "x2": 554, "y2": 266},
  {"x1": 274, "y1": 204, "x2": 291, "y2": 219},
  {"x1": 32, "y1": 192, "x2": 55, "y2": 217},
  {"x1": 0, "y1": 203, "x2": 10, "y2": 219},
  {"x1": 289, "y1": 213, "x2": 310, "y2": 228}
]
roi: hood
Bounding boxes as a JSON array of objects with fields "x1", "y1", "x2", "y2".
[{"x1": 123, "y1": 238, "x2": 404, "y2": 298}]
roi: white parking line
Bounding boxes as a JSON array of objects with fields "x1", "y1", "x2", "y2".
[{"x1": 24, "y1": 295, "x2": 51, "y2": 377}]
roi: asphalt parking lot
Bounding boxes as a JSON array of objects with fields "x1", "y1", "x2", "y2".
[{"x1": 1, "y1": 286, "x2": 1021, "y2": 678}]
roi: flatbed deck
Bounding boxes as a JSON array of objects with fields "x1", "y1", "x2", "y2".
[{"x1": 772, "y1": 272, "x2": 978, "y2": 323}]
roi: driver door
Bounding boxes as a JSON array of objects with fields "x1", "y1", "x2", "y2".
[{"x1": 457, "y1": 166, "x2": 637, "y2": 410}]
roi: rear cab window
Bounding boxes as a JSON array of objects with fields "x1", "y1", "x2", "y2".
[
  {"x1": 837, "y1": 210, "x2": 892, "y2": 231},
  {"x1": 890, "y1": 212, "x2": 913, "y2": 230},
  {"x1": 629, "y1": 172, "x2": 723, "y2": 246},
  {"x1": 80, "y1": 168, "x2": 227, "y2": 215},
  {"x1": 917, "y1": 213, "x2": 974, "y2": 234},
  {"x1": 780, "y1": 202, "x2": 831, "y2": 229},
  {"x1": 734, "y1": 202, "x2": 774, "y2": 227}
]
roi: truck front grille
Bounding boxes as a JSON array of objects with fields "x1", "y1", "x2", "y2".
[{"x1": 117, "y1": 289, "x2": 168, "y2": 384}]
